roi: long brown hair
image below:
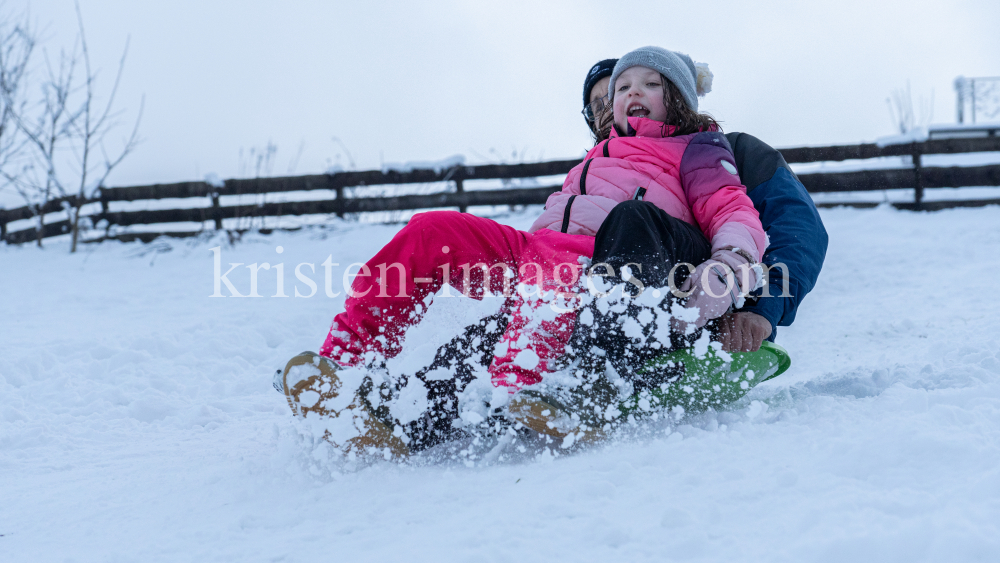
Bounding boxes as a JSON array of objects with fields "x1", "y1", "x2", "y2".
[{"x1": 591, "y1": 73, "x2": 719, "y2": 143}]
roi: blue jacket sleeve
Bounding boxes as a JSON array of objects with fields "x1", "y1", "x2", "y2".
[
  {"x1": 723, "y1": 132, "x2": 828, "y2": 342},
  {"x1": 741, "y1": 167, "x2": 828, "y2": 340}
]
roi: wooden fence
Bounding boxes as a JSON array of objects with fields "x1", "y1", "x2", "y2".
[{"x1": 2, "y1": 136, "x2": 1000, "y2": 245}]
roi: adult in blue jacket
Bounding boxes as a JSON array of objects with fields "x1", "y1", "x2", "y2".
[
  {"x1": 581, "y1": 59, "x2": 828, "y2": 352},
  {"x1": 726, "y1": 131, "x2": 828, "y2": 346},
  {"x1": 379, "y1": 61, "x2": 829, "y2": 451}
]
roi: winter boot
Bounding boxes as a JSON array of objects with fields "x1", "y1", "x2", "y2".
[
  {"x1": 281, "y1": 351, "x2": 410, "y2": 459},
  {"x1": 506, "y1": 355, "x2": 624, "y2": 444},
  {"x1": 507, "y1": 391, "x2": 605, "y2": 444}
]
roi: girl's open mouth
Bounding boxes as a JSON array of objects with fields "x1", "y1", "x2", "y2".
[{"x1": 627, "y1": 104, "x2": 650, "y2": 118}]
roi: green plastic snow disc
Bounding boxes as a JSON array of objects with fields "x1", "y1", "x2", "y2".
[{"x1": 620, "y1": 341, "x2": 791, "y2": 417}]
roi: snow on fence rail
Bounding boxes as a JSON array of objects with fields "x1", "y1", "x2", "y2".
[{"x1": 3, "y1": 137, "x2": 1000, "y2": 245}]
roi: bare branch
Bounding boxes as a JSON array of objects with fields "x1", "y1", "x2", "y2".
[
  {"x1": 2, "y1": 2, "x2": 142, "y2": 251},
  {"x1": 0, "y1": 11, "x2": 35, "y2": 171},
  {"x1": 58, "y1": 1, "x2": 141, "y2": 252},
  {"x1": 93, "y1": 93, "x2": 143, "y2": 190}
]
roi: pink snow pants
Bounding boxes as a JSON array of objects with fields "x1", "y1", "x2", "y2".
[{"x1": 320, "y1": 211, "x2": 595, "y2": 390}]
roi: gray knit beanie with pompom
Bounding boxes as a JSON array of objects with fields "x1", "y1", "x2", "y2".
[{"x1": 609, "y1": 46, "x2": 713, "y2": 112}]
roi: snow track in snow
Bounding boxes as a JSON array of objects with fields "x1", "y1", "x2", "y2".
[{"x1": 2, "y1": 205, "x2": 999, "y2": 561}]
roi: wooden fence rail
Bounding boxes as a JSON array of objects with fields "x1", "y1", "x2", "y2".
[{"x1": 3, "y1": 137, "x2": 1000, "y2": 245}]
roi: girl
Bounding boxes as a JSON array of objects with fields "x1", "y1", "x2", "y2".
[
  {"x1": 279, "y1": 46, "x2": 766, "y2": 457},
  {"x1": 530, "y1": 46, "x2": 766, "y2": 329}
]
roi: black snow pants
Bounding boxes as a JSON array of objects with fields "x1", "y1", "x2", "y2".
[
  {"x1": 590, "y1": 200, "x2": 712, "y2": 293},
  {"x1": 567, "y1": 200, "x2": 712, "y2": 386}
]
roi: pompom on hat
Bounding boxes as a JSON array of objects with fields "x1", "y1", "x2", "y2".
[{"x1": 609, "y1": 46, "x2": 712, "y2": 112}]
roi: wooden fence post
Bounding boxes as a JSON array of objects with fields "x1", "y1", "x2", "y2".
[
  {"x1": 455, "y1": 178, "x2": 466, "y2": 213},
  {"x1": 211, "y1": 192, "x2": 223, "y2": 230},
  {"x1": 912, "y1": 143, "x2": 924, "y2": 210},
  {"x1": 98, "y1": 188, "x2": 111, "y2": 236},
  {"x1": 335, "y1": 185, "x2": 345, "y2": 218}
]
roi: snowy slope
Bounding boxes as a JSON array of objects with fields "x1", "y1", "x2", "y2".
[{"x1": 2, "y1": 205, "x2": 1000, "y2": 562}]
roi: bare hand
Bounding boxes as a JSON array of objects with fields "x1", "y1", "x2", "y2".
[{"x1": 714, "y1": 312, "x2": 772, "y2": 352}]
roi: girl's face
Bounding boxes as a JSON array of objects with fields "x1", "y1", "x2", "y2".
[{"x1": 612, "y1": 66, "x2": 668, "y2": 131}]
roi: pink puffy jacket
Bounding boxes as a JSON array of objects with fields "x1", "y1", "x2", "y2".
[{"x1": 529, "y1": 117, "x2": 767, "y2": 261}]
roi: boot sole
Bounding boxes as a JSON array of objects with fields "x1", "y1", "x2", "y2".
[
  {"x1": 281, "y1": 351, "x2": 409, "y2": 458},
  {"x1": 508, "y1": 394, "x2": 605, "y2": 444}
]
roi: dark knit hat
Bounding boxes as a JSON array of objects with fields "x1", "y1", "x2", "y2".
[{"x1": 582, "y1": 58, "x2": 618, "y2": 120}]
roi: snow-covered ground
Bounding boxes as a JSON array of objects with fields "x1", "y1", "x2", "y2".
[{"x1": 2, "y1": 205, "x2": 1000, "y2": 562}]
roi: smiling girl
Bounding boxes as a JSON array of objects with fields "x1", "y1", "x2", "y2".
[{"x1": 529, "y1": 46, "x2": 766, "y2": 329}]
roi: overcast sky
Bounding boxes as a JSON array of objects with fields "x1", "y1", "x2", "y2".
[{"x1": 14, "y1": 0, "x2": 1000, "y2": 188}]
